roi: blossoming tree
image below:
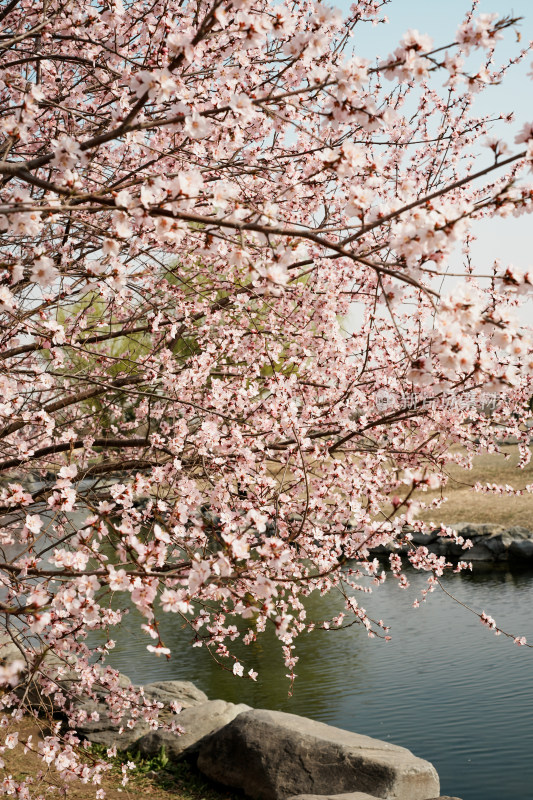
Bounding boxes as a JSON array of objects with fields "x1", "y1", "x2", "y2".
[{"x1": 0, "y1": 0, "x2": 532, "y2": 793}]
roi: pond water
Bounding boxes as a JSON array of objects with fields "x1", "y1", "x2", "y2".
[{"x1": 89, "y1": 565, "x2": 533, "y2": 800}]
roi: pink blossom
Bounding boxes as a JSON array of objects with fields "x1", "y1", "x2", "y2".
[
  {"x1": 112, "y1": 211, "x2": 133, "y2": 238},
  {"x1": 25, "y1": 514, "x2": 43, "y2": 534},
  {"x1": 58, "y1": 463, "x2": 77, "y2": 480},
  {"x1": 0, "y1": 285, "x2": 16, "y2": 310},
  {"x1": 31, "y1": 255, "x2": 59, "y2": 286},
  {"x1": 229, "y1": 94, "x2": 255, "y2": 122},
  {"x1": 515, "y1": 122, "x2": 533, "y2": 144},
  {"x1": 175, "y1": 170, "x2": 204, "y2": 196},
  {"x1": 184, "y1": 113, "x2": 213, "y2": 139},
  {"x1": 51, "y1": 135, "x2": 86, "y2": 170},
  {"x1": 147, "y1": 644, "x2": 171, "y2": 656},
  {"x1": 160, "y1": 588, "x2": 189, "y2": 613},
  {"x1": 456, "y1": 13, "x2": 503, "y2": 55}
]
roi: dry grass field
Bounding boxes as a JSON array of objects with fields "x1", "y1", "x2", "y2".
[
  {"x1": 414, "y1": 444, "x2": 533, "y2": 529},
  {"x1": 1, "y1": 717, "x2": 237, "y2": 800}
]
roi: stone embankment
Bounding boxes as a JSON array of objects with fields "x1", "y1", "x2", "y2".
[
  {"x1": 0, "y1": 636, "x2": 460, "y2": 800},
  {"x1": 370, "y1": 522, "x2": 533, "y2": 563}
]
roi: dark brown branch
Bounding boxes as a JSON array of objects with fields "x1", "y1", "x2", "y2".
[
  {"x1": 0, "y1": 373, "x2": 145, "y2": 439},
  {"x1": 0, "y1": 0, "x2": 20, "y2": 24},
  {"x1": 0, "y1": 437, "x2": 150, "y2": 473}
]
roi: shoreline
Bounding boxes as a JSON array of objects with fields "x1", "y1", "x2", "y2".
[{"x1": 369, "y1": 521, "x2": 533, "y2": 565}]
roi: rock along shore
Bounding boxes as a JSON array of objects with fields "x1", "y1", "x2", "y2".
[
  {"x1": 66, "y1": 678, "x2": 459, "y2": 800},
  {"x1": 0, "y1": 634, "x2": 462, "y2": 800},
  {"x1": 86, "y1": 681, "x2": 460, "y2": 800}
]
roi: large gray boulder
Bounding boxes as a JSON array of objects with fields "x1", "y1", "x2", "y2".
[
  {"x1": 507, "y1": 528, "x2": 533, "y2": 561},
  {"x1": 142, "y1": 680, "x2": 207, "y2": 708},
  {"x1": 463, "y1": 524, "x2": 533, "y2": 562},
  {"x1": 288, "y1": 796, "x2": 462, "y2": 800},
  {"x1": 74, "y1": 697, "x2": 151, "y2": 749},
  {"x1": 57, "y1": 668, "x2": 132, "y2": 700},
  {"x1": 410, "y1": 531, "x2": 438, "y2": 546},
  {"x1": 0, "y1": 632, "x2": 24, "y2": 665},
  {"x1": 197, "y1": 709, "x2": 440, "y2": 800},
  {"x1": 452, "y1": 522, "x2": 504, "y2": 539},
  {"x1": 137, "y1": 699, "x2": 251, "y2": 759},
  {"x1": 509, "y1": 538, "x2": 533, "y2": 559},
  {"x1": 287, "y1": 794, "x2": 380, "y2": 800},
  {"x1": 74, "y1": 680, "x2": 208, "y2": 749}
]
